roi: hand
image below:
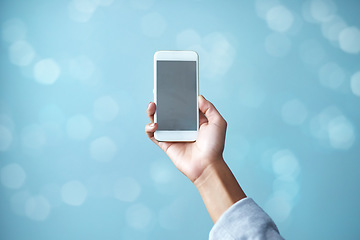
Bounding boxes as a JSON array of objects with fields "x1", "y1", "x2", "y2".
[
  {"x1": 145, "y1": 95, "x2": 227, "y2": 183},
  {"x1": 146, "y1": 95, "x2": 246, "y2": 223}
]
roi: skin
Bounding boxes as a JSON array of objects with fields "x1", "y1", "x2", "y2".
[{"x1": 145, "y1": 95, "x2": 246, "y2": 223}]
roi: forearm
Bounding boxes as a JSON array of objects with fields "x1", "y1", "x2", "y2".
[{"x1": 194, "y1": 157, "x2": 247, "y2": 223}]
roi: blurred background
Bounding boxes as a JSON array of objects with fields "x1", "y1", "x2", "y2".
[{"x1": 1, "y1": 0, "x2": 360, "y2": 239}]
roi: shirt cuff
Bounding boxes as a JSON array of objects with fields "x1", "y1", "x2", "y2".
[{"x1": 209, "y1": 198, "x2": 283, "y2": 240}]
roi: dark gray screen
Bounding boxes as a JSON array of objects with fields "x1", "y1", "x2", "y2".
[{"x1": 157, "y1": 61, "x2": 197, "y2": 130}]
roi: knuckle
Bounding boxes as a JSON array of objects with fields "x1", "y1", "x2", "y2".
[{"x1": 222, "y1": 118, "x2": 227, "y2": 127}]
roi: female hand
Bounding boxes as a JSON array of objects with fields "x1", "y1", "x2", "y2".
[{"x1": 145, "y1": 95, "x2": 227, "y2": 183}]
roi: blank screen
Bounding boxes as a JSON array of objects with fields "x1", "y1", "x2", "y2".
[{"x1": 157, "y1": 61, "x2": 197, "y2": 130}]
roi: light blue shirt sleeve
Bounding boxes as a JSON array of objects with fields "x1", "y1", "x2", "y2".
[{"x1": 209, "y1": 198, "x2": 284, "y2": 240}]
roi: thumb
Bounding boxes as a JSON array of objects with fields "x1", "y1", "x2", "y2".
[{"x1": 198, "y1": 95, "x2": 225, "y2": 125}]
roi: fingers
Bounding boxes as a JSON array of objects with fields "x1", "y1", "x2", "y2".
[
  {"x1": 146, "y1": 102, "x2": 158, "y2": 144},
  {"x1": 145, "y1": 122, "x2": 158, "y2": 142},
  {"x1": 147, "y1": 102, "x2": 156, "y2": 123},
  {"x1": 198, "y1": 95, "x2": 226, "y2": 127},
  {"x1": 199, "y1": 109, "x2": 208, "y2": 126},
  {"x1": 145, "y1": 102, "x2": 170, "y2": 152}
]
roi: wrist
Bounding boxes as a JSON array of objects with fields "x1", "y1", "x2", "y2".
[
  {"x1": 193, "y1": 157, "x2": 247, "y2": 223},
  {"x1": 193, "y1": 157, "x2": 225, "y2": 187}
]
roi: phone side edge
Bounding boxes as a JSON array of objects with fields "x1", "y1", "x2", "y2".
[
  {"x1": 154, "y1": 51, "x2": 158, "y2": 141},
  {"x1": 196, "y1": 51, "x2": 199, "y2": 133}
]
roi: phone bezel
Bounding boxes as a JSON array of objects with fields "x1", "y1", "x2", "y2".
[{"x1": 154, "y1": 50, "x2": 199, "y2": 142}]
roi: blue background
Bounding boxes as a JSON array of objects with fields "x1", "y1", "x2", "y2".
[{"x1": 1, "y1": 0, "x2": 360, "y2": 239}]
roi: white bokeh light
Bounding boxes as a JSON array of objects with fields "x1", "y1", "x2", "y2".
[
  {"x1": 113, "y1": 177, "x2": 141, "y2": 202},
  {"x1": 310, "y1": 0, "x2": 337, "y2": 23},
  {"x1": 61, "y1": 180, "x2": 88, "y2": 206},
  {"x1": 90, "y1": 136, "x2": 117, "y2": 162},
  {"x1": 318, "y1": 62, "x2": 345, "y2": 89},
  {"x1": 310, "y1": 106, "x2": 341, "y2": 141},
  {"x1": 2, "y1": 18, "x2": 27, "y2": 43},
  {"x1": 25, "y1": 195, "x2": 51, "y2": 221},
  {"x1": 265, "y1": 33, "x2": 291, "y2": 57},
  {"x1": 9, "y1": 40, "x2": 35, "y2": 66},
  {"x1": 339, "y1": 27, "x2": 360, "y2": 54},
  {"x1": 68, "y1": 0, "x2": 97, "y2": 22},
  {"x1": 265, "y1": 191, "x2": 293, "y2": 223},
  {"x1": 176, "y1": 29, "x2": 202, "y2": 49},
  {"x1": 175, "y1": 31, "x2": 235, "y2": 79},
  {"x1": 287, "y1": 12, "x2": 304, "y2": 35},
  {"x1": 310, "y1": 106, "x2": 355, "y2": 150},
  {"x1": 328, "y1": 116, "x2": 355, "y2": 150},
  {"x1": 1, "y1": 163, "x2": 26, "y2": 189},
  {"x1": 0, "y1": 125, "x2": 13, "y2": 151},
  {"x1": 266, "y1": 5, "x2": 294, "y2": 32},
  {"x1": 95, "y1": 0, "x2": 114, "y2": 6},
  {"x1": 321, "y1": 15, "x2": 347, "y2": 42},
  {"x1": 150, "y1": 160, "x2": 173, "y2": 184},
  {"x1": 141, "y1": 12, "x2": 167, "y2": 38},
  {"x1": 273, "y1": 178, "x2": 300, "y2": 201},
  {"x1": 202, "y1": 32, "x2": 236, "y2": 78},
  {"x1": 126, "y1": 203, "x2": 153, "y2": 230},
  {"x1": 34, "y1": 58, "x2": 61, "y2": 85},
  {"x1": 281, "y1": 99, "x2": 308, "y2": 125},
  {"x1": 73, "y1": 0, "x2": 98, "y2": 13},
  {"x1": 21, "y1": 124, "x2": 47, "y2": 149},
  {"x1": 255, "y1": 0, "x2": 281, "y2": 19},
  {"x1": 272, "y1": 149, "x2": 299, "y2": 180},
  {"x1": 299, "y1": 39, "x2": 325, "y2": 66},
  {"x1": 350, "y1": 71, "x2": 360, "y2": 97},
  {"x1": 93, "y1": 96, "x2": 119, "y2": 122},
  {"x1": 66, "y1": 114, "x2": 93, "y2": 140}
]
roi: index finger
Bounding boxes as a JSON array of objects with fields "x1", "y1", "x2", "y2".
[
  {"x1": 198, "y1": 95, "x2": 224, "y2": 125},
  {"x1": 147, "y1": 102, "x2": 156, "y2": 123}
]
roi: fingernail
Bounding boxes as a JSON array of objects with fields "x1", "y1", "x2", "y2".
[
  {"x1": 148, "y1": 102, "x2": 152, "y2": 107},
  {"x1": 150, "y1": 123, "x2": 155, "y2": 127}
]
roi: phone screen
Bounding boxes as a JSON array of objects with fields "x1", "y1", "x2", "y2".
[{"x1": 157, "y1": 60, "x2": 197, "y2": 131}]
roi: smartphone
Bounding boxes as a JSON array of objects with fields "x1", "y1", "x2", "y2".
[{"x1": 154, "y1": 50, "x2": 199, "y2": 142}]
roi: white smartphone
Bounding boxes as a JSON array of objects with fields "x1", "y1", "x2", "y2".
[{"x1": 154, "y1": 50, "x2": 199, "y2": 142}]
